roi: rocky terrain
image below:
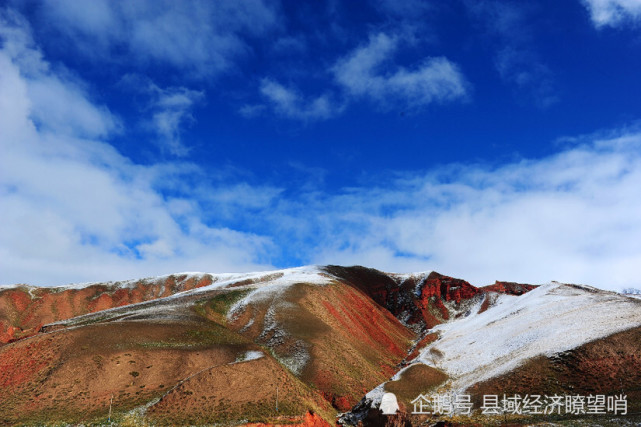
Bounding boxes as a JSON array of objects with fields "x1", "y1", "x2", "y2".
[{"x1": 1, "y1": 266, "x2": 640, "y2": 426}]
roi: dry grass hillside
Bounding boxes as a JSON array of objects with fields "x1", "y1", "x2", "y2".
[
  {"x1": 4, "y1": 267, "x2": 636, "y2": 426},
  {"x1": 0, "y1": 274, "x2": 214, "y2": 344},
  {"x1": 0, "y1": 268, "x2": 421, "y2": 425},
  {"x1": 468, "y1": 326, "x2": 641, "y2": 414}
]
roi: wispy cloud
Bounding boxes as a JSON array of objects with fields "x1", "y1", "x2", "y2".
[
  {"x1": 0, "y1": 11, "x2": 273, "y2": 285},
  {"x1": 119, "y1": 75, "x2": 204, "y2": 156},
  {"x1": 238, "y1": 103, "x2": 267, "y2": 119},
  {"x1": 0, "y1": 11, "x2": 121, "y2": 139},
  {"x1": 495, "y1": 47, "x2": 557, "y2": 108},
  {"x1": 332, "y1": 32, "x2": 469, "y2": 109},
  {"x1": 269, "y1": 127, "x2": 641, "y2": 290},
  {"x1": 465, "y1": 1, "x2": 558, "y2": 107},
  {"x1": 581, "y1": 0, "x2": 641, "y2": 28},
  {"x1": 32, "y1": 0, "x2": 279, "y2": 76},
  {"x1": 146, "y1": 85, "x2": 204, "y2": 157},
  {"x1": 245, "y1": 25, "x2": 467, "y2": 122},
  {"x1": 3, "y1": 5, "x2": 641, "y2": 292},
  {"x1": 257, "y1": 78, "x2": 343, "y2": 121},
  {"x1": 271, "y1": 35, "x2": 307, "y2": 55}
]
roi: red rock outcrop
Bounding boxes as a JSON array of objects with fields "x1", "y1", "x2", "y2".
[
  {"x1": 2, "y1": 268, "x2": 539, "y2": 347},
  {"x1": 0, "y1": 266, "x2": 546, "y2": 426},
  {"x1": 481, "y1": 280, "x2": 538, "y2": 295},
  {"x1": 323, "y1": 267, "x2": 483, "y2": 329},
  {"x1": 413, "y1": 272, "x2": 480, "y2": 326}
]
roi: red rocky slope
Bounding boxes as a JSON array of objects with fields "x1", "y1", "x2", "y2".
[
  {"x1": 0, "y1": 266, "x2": 545, "y2": 426},
  {"x1": 2, "y1": 267, "x2": 526, "y2": 346},
  {"x1": 0, "y1": 274, "x2": 213, "y2": 344},
  {"x1": 481, "y1": 280, "x2": 538, "y2": 295},
  {"x1": 324, "y1": 267, "x2": 483, "y2": 329},
  {"x1": 0, "y1": 268, "x2": 416, "y2": 425}
]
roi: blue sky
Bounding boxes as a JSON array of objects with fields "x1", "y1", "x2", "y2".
[{"x1": 1, "y1": 0, "x2": 641, "y2": 289}]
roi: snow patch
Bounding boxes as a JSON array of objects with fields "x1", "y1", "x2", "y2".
[
  {"x1": 417, "y1": 282, "x2": 641, "y2": 392},
  {"x1": 243, "y1": 350, "x2": 264, "y2": 361},
  {"x1": 234, "y1": 350, "x2": 264, "y2": 363},
  {"x1": 387, "y1": 272, "x2": 433, "y2": 297},
  {"x1": 42, "y1": 266, "x2": 333, "y2": 334},
  {"x1": 239, "y1": 317, "x2": 254, "y2": 333},
  {"x1": 442, "y1": 293, "x2": 484, "y2": 320},
  {"x1": 225, "y1": 266, "x2": 332, "y2": 319},
  {"x1": 276, "y1": 340, "x2": 310, "y2": 376},
  {"x1": 364, "y1": 383, "x2": 387, "y2": 407},
  {"x1": 250, "y1": 300, "x2": 311, "y2": 376}
]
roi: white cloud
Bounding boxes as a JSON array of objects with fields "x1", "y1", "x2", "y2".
[
  {"x1": 147, "y1": 85, "x2": 204, "y2": 157},
  {"x1": 0, "y1": 10, "x2": 273, "y2": 286},
  {"x1": 332, "y1": 32, "x2": 469, "y2": 108},
  {"x1": 29, "y1": 75, "x2": 121, "y2": 138},
  {"x1": 118, "y1": 75, "x2": 204, "y2": 156},
  {"x1": 258, "y1": 79, "x2": 342, "y2": 121},
  {"x1": 582, "y1": 0, "x2": 641, "y2": 27},
  {"x1": 238, "y1": 103, "x2": 267, "y2": 118},
  {"x1": 3, "y1": 6, "x2": 641, "y2": 293},
  {"x1": 495, "y1": 47, "x2": 557, "y2": 108},
  {"x1": 267, "y1": 128, "x2": 641, "y2": 291},
  {"x1": 34, "y1": 0, "x2": 278, "y2": 76},
  {"x1": 465, "y1": 1, "x2": 558, "y2": 107},
  {"x1": 0, "y1": 10, "x2": 120, "y2": 138}
]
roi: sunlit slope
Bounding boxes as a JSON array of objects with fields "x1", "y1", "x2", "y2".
[
  {"x1": 467, "y1": 325, "x2": 641, "y2": 413},
  {"x1": 0, "y1": 273, "x2": 215, "y2": 344},
  {"x1": 1, "y1": 265, "x2": 564, "y2": 425},
  {"x1": 349, "y1": 282, "x2": 641, "y2": 425},
  {"x1": 414, "y1": 282, "x2": 641, "y2": 393},
  {"x1": 0, "y1": 266, "x2": 418, "y2": 425}
]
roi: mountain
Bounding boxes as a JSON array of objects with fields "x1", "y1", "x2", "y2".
[
  {"x1": 1, "y1": 266, "x2": 640, "y2": 426},
  {"x1": 348, "y1": 281, "x2": 641, "y2": 426},
  {"x1": 0, "y1": 273, "x2": 215, "y2": 344}
]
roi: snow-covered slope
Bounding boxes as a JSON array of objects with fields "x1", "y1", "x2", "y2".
[
  {"x1": 2, "y1": 266, "x2": 330, "y2": 295},
  {"x1": 41, "y1": 266, "x2": 334, "y2": 329},
  {"x1": 178, "y1": 266, "x2": 332, "y2": 300},
  {"x1": 415, "y1": 281, "x2": 641, "y2": 392}
]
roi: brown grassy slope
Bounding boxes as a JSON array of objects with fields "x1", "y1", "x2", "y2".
[
  {"x1": 385, "y1": 364, "x2": 448, "y2": 405},
  {"x1": 0, "y1": 317, "x2": 240, "y2": 424},
  {"x1": 467, "y1": 326, "x2": 641, "y2": 413},
  {"x1": 0, "y1": 316, "x2": 332, "y2": 425},
  {"x1": 136, "y1": 280, "x2": 415, "y2": 423},
  {"x1": 0, "y1": 274, "x2": 214, "y2": 344},
  {"x1": 216, "y1": 281, "x2": 416, "y2": 412},
  {"x1": 0, "y1": 278, "x2": 415, "y2": 424},
  {"x1": 146, "y1": 351, "x2": 334, "y2": 426}
]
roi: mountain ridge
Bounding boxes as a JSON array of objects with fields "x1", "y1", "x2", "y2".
[
  {"x1": 1, "y1": 265, "x2": 640, "y2": 426},
  {"x1": 0, "y1": 266, "x2": 541, "y2": 346}
]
